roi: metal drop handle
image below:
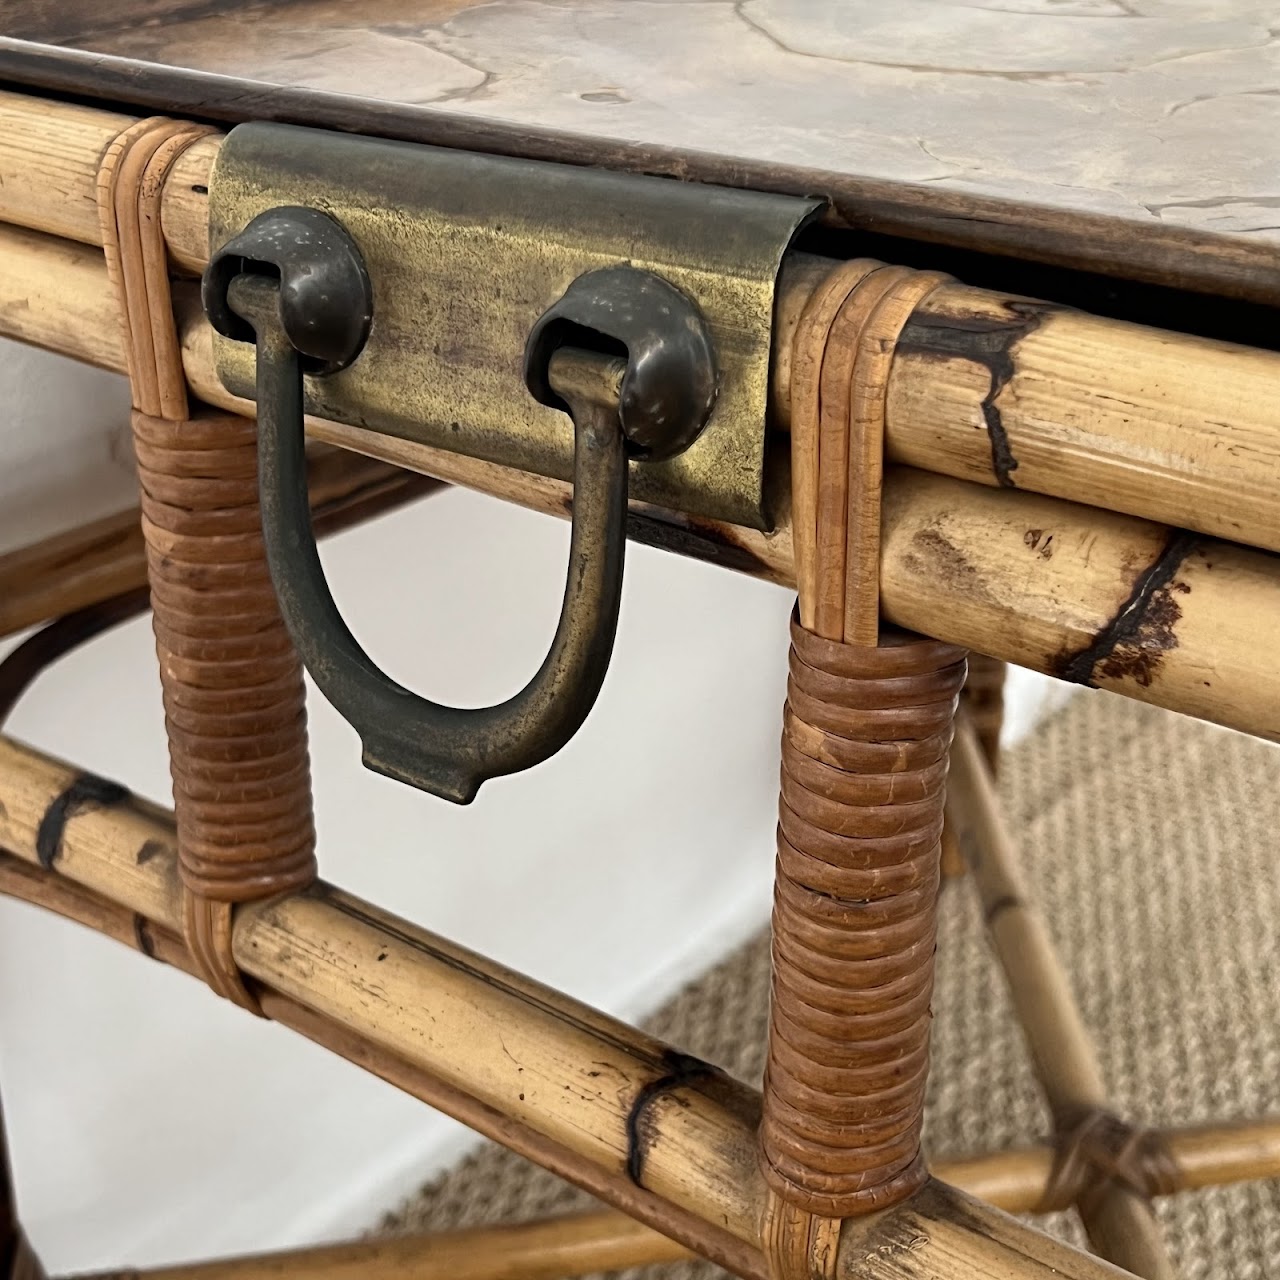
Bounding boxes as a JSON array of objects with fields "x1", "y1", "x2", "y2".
[{"x1": 204, "y1": 208, "x2": 716, "y2": 803}]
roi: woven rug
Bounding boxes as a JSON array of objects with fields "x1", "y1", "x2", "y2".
[{"x1": 381, "y1": 689, "x2": 1280, "y2": 1278}]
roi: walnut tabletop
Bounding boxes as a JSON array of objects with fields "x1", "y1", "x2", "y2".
[{"x1": 3, "y1": 0, "x2": 1278, "y2": 302}]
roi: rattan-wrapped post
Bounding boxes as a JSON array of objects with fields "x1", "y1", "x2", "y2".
[
  {"x1": 759, "y1": 263, "x2": 967, "y2": 1276},
  {"x1": 97, "y1": 117, "x2": 316, "y2": 1011}
]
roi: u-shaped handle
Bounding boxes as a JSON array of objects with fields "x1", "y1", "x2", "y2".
[{"x1": 205, "y1": 209, "x2": 716, "y2": 803}]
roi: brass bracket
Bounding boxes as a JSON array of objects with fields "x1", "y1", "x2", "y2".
[
  {"x1": 207, "y1": 123, "x2": 819, "y2": 529},
  {"x1": 204, "y1": 209, "x2": 724, "y2": 803}
]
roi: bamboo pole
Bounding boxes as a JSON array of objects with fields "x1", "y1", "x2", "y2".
[
  {"x1": 771, "y1": 262, "x2": 1280, "y2": 551},
  {"x1": 0, "y1": 221, "x2": 125, "y2": 369},
  {"x1": 0, "y1": 509, "x2": 144, "y2": 641},
  {"x1": 0, "y1": 739, "x2": 1123, "y2": 1280},
  {"x1": 161, "y1": 134, "x2": 220, "y2": 277},
  {"x1": 73, "y1": 1101, "x2": 1280, "y2": 1280},
  {"x1": 880, "y1": 470, "x2": 1280, "y2": 743},
  {"x1": 174, "y1": 264, "x2": 1280, "y2": 751},
  {"x1": 0, "y1": 855, "x2": 759, "y2": 1280},
  {"x1": 7, "y1": 850, "x2": 1277, "y2": 1236},
  {"x1": 267, "y1": 439, "x2": 1280, "y2": 746},
  {"x1": 181, "y1": 304, "x2": 1280, "y2": 745},
  {"x1": 71, "y1": 1212, "x2": 690, "y2": 1280},
  {"x1": 2, "y1": 88, "x2": 1280, "y2": 555},
  {"x1": 7, "y1": 849, "x2": 1279, "y2": 1280},
  {"x1": 882, "y1": 284, "x2": 1280, "y2": 552},
  {"x1": 0, "y1": 91, "x2": 133, "y2": 250},
  {"x1": 946, "y1": 716, "x2": 1175, "y2": 1279},
  {"x1": 3, "y1": 222, "x2": 1277, "y2": 739}
]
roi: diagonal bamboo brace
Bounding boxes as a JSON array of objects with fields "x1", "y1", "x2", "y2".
[{"x1": 947, "y1": 715, "x2": 1176, "y2": 1279}]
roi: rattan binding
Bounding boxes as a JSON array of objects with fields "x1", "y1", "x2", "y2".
[
  {"x1": 98, "y1": 118, "x2": 316, "y2": 1012},
  {"x1": 762, "y1": 264, "x2": 965, "y2": 1277},
  {"x1": 1040, "y1": 1106, "x2": 1182, "y2": 1217}
]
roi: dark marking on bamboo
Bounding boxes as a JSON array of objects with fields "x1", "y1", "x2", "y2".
[
  {"x1": 904, "y1": 524, "x2": 995, "y2": 604},
  {"x1": 35, "y1": 774, "x2": 130, "y2": 869},
  {"x1": 626, "y1": 1049, "x2": 718, "y2": 1186},
  {"x1": 136, "y1": 840, "x2": 168, "y2": 866},
  {"x1": 134, "y1": 914, "x2": 157, "y2": 959},
  {"x1": 898, "y1": 299, "x2": 1060, "y2": 488},
  {"x1": 1054, "y1": 530, "x2": 1200, "y2": 688},
  {"x1": 984, "y1": 893, "x2": 1024, "y2": 925}
]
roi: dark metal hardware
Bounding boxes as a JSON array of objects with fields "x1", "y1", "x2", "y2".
[
  {"x1": 525, "y1": 265, "x2": 718, "y2": 462},
  {"x1": 208, "y1": 122, "x2": 820, "y2": 530},
  {"x1": 205, "y1": 210, "x2": 715, "y2": 803},
  {"x1": 203, "y1": 206, "x2": 372, "y2": 374}
]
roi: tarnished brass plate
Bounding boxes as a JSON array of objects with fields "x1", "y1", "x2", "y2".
[{"x1": 208, "y1": 123, "x2": 818, "y2": 529}]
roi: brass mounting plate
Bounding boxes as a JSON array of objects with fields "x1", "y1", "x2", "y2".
[{"x1": 208, "y1": 123, "x2": 819, "y2": 529}]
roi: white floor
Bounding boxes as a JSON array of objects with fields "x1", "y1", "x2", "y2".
[{"x1": 0, "y1": 345, "x2": 1073, "y2": 1273}]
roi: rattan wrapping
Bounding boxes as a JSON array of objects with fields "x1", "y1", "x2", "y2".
[
  {"x1": 760, "y1": 616, "x2": 966, "y2": 1219},
  {"x1": 99, "y1": 116, "x2": 317, "y2": 1011},
  {"x1": 134, "y1": 411, "x2": 316, "y2": 1010}
]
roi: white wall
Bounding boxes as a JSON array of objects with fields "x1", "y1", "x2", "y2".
[
  {"x1": 0, "y1": 347, "x2": 1073, "y2": 1272},
  {"x1": 0, "y1": 341, "x2": 138, "y2": 556}
]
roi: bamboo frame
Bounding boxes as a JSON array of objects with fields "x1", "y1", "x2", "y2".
[
  {"x1": 3, "y1": 88, "x2": 1279, "y2": 554},
  {"x1": 0, "y1": 856, "x2": 758, "y2": 1279},
  {"x1": 0, "y1": 509, "x2": 142, "y2": 642},
  {"x1": 7, "y1": 846, "x2": 1279, "y2": 1279},
  {"x1": 947, "y1": 716, "x2": 1174, "y2": 1278},
  {"x1": 2, "y1": 225, "x2": 1278, "y2": 741},
  {"x1": 0, "y1": 78, "x2": 1275, "y2": 1280},
  {"x1": 0, "y1": 735, "x2": 1126, "y2": 1280},
  {"x1": 104, "y1": 1098, "x2": 1280, "y2": 1280},
  {"x1": 77, "y1": 1211, "x2": 690, "y2": 1280}
]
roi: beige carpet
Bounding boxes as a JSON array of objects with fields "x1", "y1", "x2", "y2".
[{"x1": 382, "y1": 689, "x2": 1280, "y2": 1278}]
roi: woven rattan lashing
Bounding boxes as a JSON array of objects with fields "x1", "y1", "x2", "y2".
[
  {"x1": 762, "y1": 617, "x2": 966, "y2": 1221},
  {"x1": 763, "y1": 264, "x2": 963, "y2": 1277},
  {"x1": 1038, "y1": 1106, "x2": 1182, "y2": 1218},
  {"x1": 99, "y1": 118, "x2": 316, "y2": 1012},
  {"x1": 136, "y1": 415, "x2": 316, "y2": 1013}
]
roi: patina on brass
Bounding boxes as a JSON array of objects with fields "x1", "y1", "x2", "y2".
[
  {"x1": 208, "y1": 214, "x2": 720, "y2": 802},
  {"x1": 208, "y1": 123, "x2": 819, "y2": 530}
]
